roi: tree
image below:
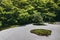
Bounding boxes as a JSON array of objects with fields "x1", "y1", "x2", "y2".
[{"x1": 0, "y1": 0, "x2": 59, "y2": 30}]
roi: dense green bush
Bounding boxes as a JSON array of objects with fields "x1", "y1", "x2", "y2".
[{"x1": 0, "y1": 0, "x2": 60, "y2": 30}]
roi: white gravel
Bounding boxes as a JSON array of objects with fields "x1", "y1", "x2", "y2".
[{"x1": 0, "y1": 23, "x2": 60, "y2": 40}]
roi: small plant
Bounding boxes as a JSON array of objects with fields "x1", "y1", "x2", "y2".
[{"x1": 30, "y1": 29, "x2": 52, "y2": 36}]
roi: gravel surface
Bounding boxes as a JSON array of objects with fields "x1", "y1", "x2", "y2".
[{"x1": 0, "y1": 23, "x2": 60, "y2": 40}]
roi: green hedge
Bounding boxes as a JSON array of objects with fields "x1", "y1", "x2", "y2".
[{"x1": 0, "y1": 0, "x2": 60, "y2": 30}]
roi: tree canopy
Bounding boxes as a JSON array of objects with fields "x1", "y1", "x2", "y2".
[{"x1": 0, "y1": 0, "x2": 60, "y2": 29}]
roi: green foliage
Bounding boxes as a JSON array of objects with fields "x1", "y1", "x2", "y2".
[
  {"x1": 32, "y1": 12, "x2": 43, "y2": 23},
  {"x1": 30, "y1": 29, "x2": 52, "y2": 36},
  {"x1": 0, "y1": 0, "x2": 60, "y2": 30},
  {"x1": 17, "y1": 12, "x2": 31, "y2": 24}
]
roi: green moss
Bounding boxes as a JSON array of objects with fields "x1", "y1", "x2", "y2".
[
  {"x1": 0, "y1": 25, "x2": 17, "y2": 31},
  {"x1": 48, "y1": 22, "x2": 55, "y2": 24},
  {"x1": 30, "y1": 29, "x2": 52, "y2": 36},
  {"x1": 33, "y1": 23, "x2": 45, "y2": 25}
]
